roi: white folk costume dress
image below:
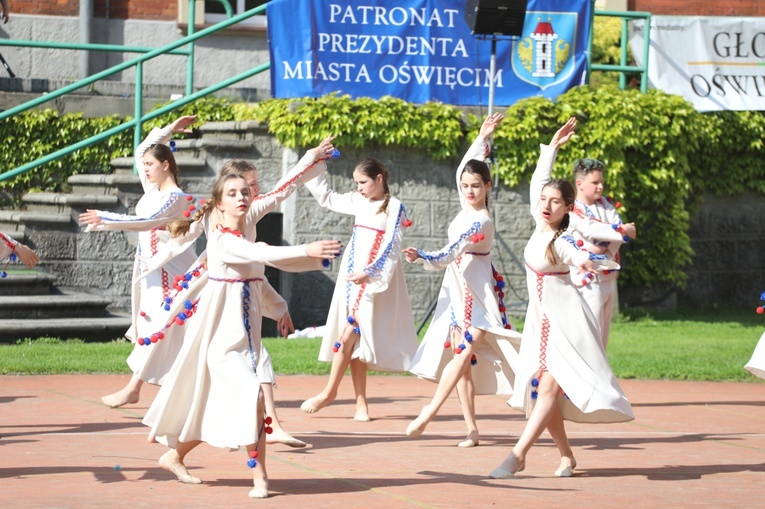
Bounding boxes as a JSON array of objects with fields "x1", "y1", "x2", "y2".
[
  {"x1": 85, "y1": 126, "x2": 197, "y2": 384},
  {"x1": 745, "y1": 296, "x2": 765, "y2": 380},
  {"x1": 304, "y1": 173, "x2": 418, "y2": 372},
  {"x1": 408, "y1": 134, "x2": 522, "y2": 396},
  {"x1": 134, "y1": 152, "x2": 327, "y2": 385},
  {"x1": 745, "y1": 331, "x2": 765, "y2": 380},
  {"x1": 569, "y1": 196, "x2": 629, "y2": 349},
  {"x1": 143, "y1": 228, "x2": 316, "y2": 449},
  {"x1": 508, "y1": 143, "x2": 634, "y2": 424}
]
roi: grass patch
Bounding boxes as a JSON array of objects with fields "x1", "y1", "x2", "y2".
[{"x1": 0, "y1": 306, "x2": 762, "y2": 381}]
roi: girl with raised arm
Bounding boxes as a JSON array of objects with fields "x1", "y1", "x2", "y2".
[
  {"x1": 79, "y1": 115, "x2": 198, "y2": 408},
  {"x1": 489, "y1": 117, "x2": 633, "y2": 480},
  {"x1": 403, "y1": 113, "x2": 522, "y2": 447},
  {"x1": 143, "y1": 173, "x2": 341, "y2": 499},
  {"x1": 300, "y1": 157, "x2": 417, "y2": 422}
]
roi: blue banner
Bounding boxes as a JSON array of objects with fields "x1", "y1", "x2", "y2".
[{"x1": 267, "y1": 0, "x2": 592, "y2": 106}]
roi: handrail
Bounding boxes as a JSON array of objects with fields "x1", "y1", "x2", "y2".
[
  {"x1": 0, "y1": 2, "x2": 268, "y2": 183},
  {"x1": 587, "y1": 5, "x2": 651, "y2": 92}
]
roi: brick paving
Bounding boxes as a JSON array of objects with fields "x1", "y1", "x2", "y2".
[{"x1": 1, "y1": 375, "x2": 764, "y2": 508}]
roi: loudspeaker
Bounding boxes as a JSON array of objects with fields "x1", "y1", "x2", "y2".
[{"x1": 464, "y1": 0, "x2": 528, "y2": 36}]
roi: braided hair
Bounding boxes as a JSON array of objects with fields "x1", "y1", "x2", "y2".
[
  {"x1": 355, "y1": 158, "x2": 390, "y2": 214},
  {"x1": 543, "y1": 178, "x2": 576, "y2": 266},
  {"x1": 167, "y1": 173, "x2": 245, "y2": 237}
]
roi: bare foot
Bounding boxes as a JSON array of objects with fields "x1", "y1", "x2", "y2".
[
  {"x1": 555, "y1": 456, "x2": 577, "y2": 477},
  {"x1": 101, "y1": 389, "x2": 139, "y2": 408},
  {"x1": 159, "y1": 450, "x2": 202, "y2": 484},
  {"x1": 300, "y1": 393, "x2": 333, "y2": 414},
  {"x1": 146, "y1": 433, "x2": 157, "y2": 444},
  {"x1": 249, "y1": 477, "x2": 269, "y2": 498},
  {"x1": 405, "y1": 405, "x2": 433, "y2": 438},
  {"x1": 457, "y1": 430, "x2": 479, "y2": 448},
  {"x1": 265, "y1": 429, "x2": 307, "y2": 448},
  {"x1": 354, "y1": 408, "x2": 371, "y2": 422}
]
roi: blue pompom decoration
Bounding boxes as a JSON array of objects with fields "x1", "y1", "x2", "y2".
[
  {"x1": 322, "y1": 259, "x2": 331, "y2": 268},
  {"x1": 470, "y1": 357, "x2": 477, "y2": 366},
  {"x1": 181, "y1": 281, "x2": 189, "y2": 289},
  {"x1": 347, "y1": 316, "x2": 355, "y2": 324},
  {"x1": 497, "y1": 280, "x2": 505, "y2": 289},
  {"x1": 458, "y1": 343, "x2": 467, "y2": 351},
  {"x1": 163, "y1": 304, "x2": 171, "y2": 311},
  {"x1": 247, "y1": 458, "x2": 257, "y2": 468},
  {"x1": 760, "y1": 291, "x2": 765, "y2": 301},
  {"x1": 178, "y1": 312, "x2": 188, "y2": 320},
  {"x1": 169, "y1": 140, "x2": 177, "y2": 152},
  {"x1": 531, "y1": 391, "x2": 538, "y2": 399},
  {"x1": 531, "y1": 378, "x2": 539, "y2": 387},
  {"x1": 184, "y1": 300, "x2": 194, "y2": 310},
  {"x1": 331, "y1": 149, "x2": 341, "y2": 159},
  {"x1": 0, "y1": 271, "x2": 6, "y2": 278},
  {"x1": 464, "y1": 331, "x2": 473, "y2": 342},
  {"x1": 164, "y1": 296, "x2": 172, "y2": 303},
  {"x1": 334, "y1": 342, "x2": 341, "y2": 349},
  {"x1": 9, "y1": 253, "x2": 17, "y2": 262},
  {"x1": 184, "y1": 273, "x2": 192, "y2": 281},
  {"x1": 354, "y1": 327, "x2": 360, "y2": 334}
]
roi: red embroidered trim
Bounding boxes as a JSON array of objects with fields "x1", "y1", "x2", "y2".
[
  {"x1": 536, "y1": 272, "x2": 549, "y2": 373},
  {"x1": 0, "y1": 233, "x2": 16, "y2": 251},
  {"x1": 218, "y1": 226, "x2": 244, "y2": 237},
  {"x1": 349, "y1": 229, "x2": 384, "y2": 321}
]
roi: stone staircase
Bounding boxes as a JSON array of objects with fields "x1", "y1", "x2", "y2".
[{"x1": 0, "y1": 120, "x2": 284, "y2": 343}]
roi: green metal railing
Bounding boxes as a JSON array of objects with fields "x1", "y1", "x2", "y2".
[
  {"x1": 588, "y1": 8, "x2": 652, "y2": 92},
  {"x1": 0, "y1": 0, "x2": 268, "y2": 183}
]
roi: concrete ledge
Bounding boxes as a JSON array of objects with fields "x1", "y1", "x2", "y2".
[
  {"x1": 0, "y1": 316, "x2": 131, "y2": 342},
  {"x1": 21, "y1": 193, "x2": 119, "y2": 207},
  {"x1": 0, "y1": 210, "x2": 71, "y2": 225}
]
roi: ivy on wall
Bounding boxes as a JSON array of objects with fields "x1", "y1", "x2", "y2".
[{"x1": 1, "y1": 89, "x2": 764, "y2": 292}]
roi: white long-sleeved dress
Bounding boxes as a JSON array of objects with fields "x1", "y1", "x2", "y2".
[
  {"x1": 304, "y1": 173, "x2": 418, "y2": 372},
  {"x1": 408, "y1": 134, "x2": 522, "y2": 395},
  {"x1": 508, "y1": 144, "x2": 634, "y2": 424},
  {"x1": 86, "y1": 126, "x2": 198, "y2": 382},
  {"x1": 569, "y1": 196, "x2": 629, "y2": 348},
  {"x1": 142, "y1": 229, "x2": 316, "y2": 449},
  {"x1": 133, "y1": 152, "x2": 327, "y2": 384},
  {"x1": 745, "y1": 330, "x2": 765, "y2": 380}
]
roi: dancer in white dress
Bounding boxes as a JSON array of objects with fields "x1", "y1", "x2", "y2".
[
  {"x1": 568, "y1": 158, "x2": 636, "y2": 348},
  {"x1": 300, "y1": 157, "x2": 418, "y2": 421},
  {"x1": 744, "y1": 293, "x2": 765, "y2": 379},
  {"x1": 0, "y1": 232, "x2": 39, "y2": 272},
  {"x1": 489, "y1": 117, "x2": 634, "y2": 480},
  {"x1": 142, "y1": 173, "x2": 341, "y2": 499},
  {"x1": 138, "y1": 140, "x2": 335, "y2": 447},
  {"x1": 403, "y1": 113, "x2": 522, "y2": 447},
  {"x1": 79, "y1": 115, "x2": 199, "y2": 408}
]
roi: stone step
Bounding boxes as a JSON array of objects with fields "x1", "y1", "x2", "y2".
[
  {"x1": 0, "y1": 210, "x2": 72, "y2": 228},
  {"x1": 21, "y1": 192, "x2": 120, "y2": 213},
  {"x1": 67, "y1": 174, "x2": 143, "y2": 195},
  {"x1": 0, "y1": 315, "x2": 131, "y2": 343},
  {"x1": 0, "y1": 271, "x2": 56, "y2": 296},
  {"x1": 199, "y1": 120, "x2": 268, "y2": 139},
  {"x1": 0, "y1": 292, "x2": 114, "y2": 319}
]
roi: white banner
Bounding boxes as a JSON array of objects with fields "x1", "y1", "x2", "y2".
[{"x1": 629, "y1": 16, "x2": 765, "y2": 112}]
